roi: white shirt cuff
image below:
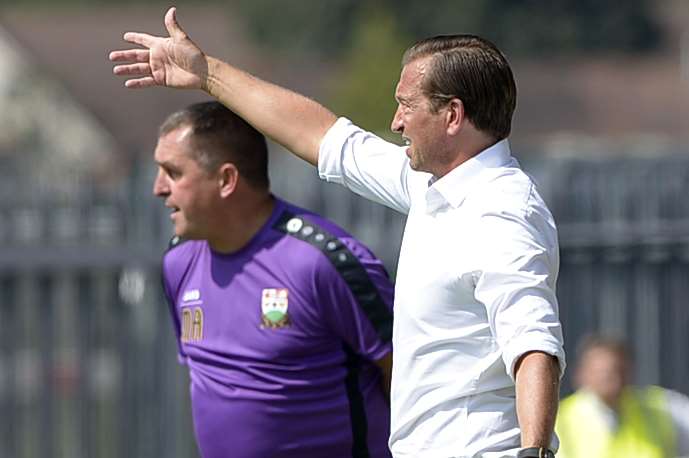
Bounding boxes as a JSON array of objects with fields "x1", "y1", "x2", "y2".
[{"x1": 503, "y1": 332, "x2": 567, "y2": 381}]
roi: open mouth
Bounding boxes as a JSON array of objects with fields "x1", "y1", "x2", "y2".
[
  {"x1": 166, "y1": 203, "x2": 180, "y2": 216},
  {"x1": 403, "y1": 137, "x2": 411, "y2": 157}
]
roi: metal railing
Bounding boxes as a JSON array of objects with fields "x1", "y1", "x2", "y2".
[{"x1": 1, "y1": 150, "x2": 688, "y2": 456}]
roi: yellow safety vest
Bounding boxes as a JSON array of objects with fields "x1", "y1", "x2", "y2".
[{"x1": 556, "y1": 386, "x2": 676, "y2": 458}]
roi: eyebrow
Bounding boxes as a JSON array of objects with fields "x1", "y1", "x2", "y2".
[{"x1": 156, "y1": 159, "x2": 179, "y2": 171}]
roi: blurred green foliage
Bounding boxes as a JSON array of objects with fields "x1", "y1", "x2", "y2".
[
  {"x1": 232, "y1": 0, "x2": 662, "y2": 131},
  {"x1": 234, "y1": 0, "x2": 663, "y2": 58},
  {"x1": 326, "y1": 5, "x2": 409, "y2": 137},
  {"x1": 10, "y1": 0, "x2": 662, "y2": 136},
  {"x1": 6, "y1": 0, "x2": 171, "y2": 5},
  {"x1": 10, "y1": 0, "x2": 663, "y2": 57},
  {"x1": 232, "y1": 0, "x2": 360, "y2": 59}
]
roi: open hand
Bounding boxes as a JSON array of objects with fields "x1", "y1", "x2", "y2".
[{"x1": 109, "y1": 7, "x2": 207, "y2": 90}]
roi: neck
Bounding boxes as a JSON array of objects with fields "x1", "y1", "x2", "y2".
[
  {"x1": 434, "y1": 133, "x2": 500, "y2": 178},
  {"x1": 208, "y1": 192, "x2": 275, "y2": 254}
]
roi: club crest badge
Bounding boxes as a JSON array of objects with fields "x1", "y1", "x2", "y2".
[{"x1": 261, "y1": 288, "x2": 290, "y2": 329}]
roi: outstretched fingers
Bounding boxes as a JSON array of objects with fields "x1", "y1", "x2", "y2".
[
  {"x1": 124, "y1": 77, "x2": 157, "y2": 89},
  {"x1": 109, "y1": 49, "x2": 150, "y2": 63},
  {"x1": 164, "y1": 7, "x2": 188, "y2": 41},
  {"x1": 113, "y1": 63, "x2": 152, "y2": 77},
  {"x1": 122, "y1": 31, "x2": 159, "y2": 49}
]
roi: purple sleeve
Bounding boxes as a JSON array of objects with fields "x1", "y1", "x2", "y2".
[{"x1": 315, "y1": 238, "x2": 394, "y2": 362}]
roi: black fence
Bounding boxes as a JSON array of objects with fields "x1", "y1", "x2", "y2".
[{"x1": 0, "y1": 151, "x2": 688, "y2": 457}]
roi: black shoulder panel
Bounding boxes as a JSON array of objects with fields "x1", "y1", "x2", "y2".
[
  {"x1": 343, "y1": 344, "x2": 371, "y2": 457},
  {"x1": 274, "y1": 211, "x2": 393, "y2": 342}
]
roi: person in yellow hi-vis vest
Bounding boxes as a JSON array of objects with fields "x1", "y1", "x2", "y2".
[{"x1": 556, "y1": 336, "x2": 689, "y2": 458}]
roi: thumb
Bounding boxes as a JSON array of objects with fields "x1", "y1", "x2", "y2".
[{"x1": 164, "y1": 7, "x2": 188, "y2": 41}]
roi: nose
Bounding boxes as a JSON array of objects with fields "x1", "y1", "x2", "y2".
[
  {"x1": 153, "y1": 168, "x2": 169, "y2": 197},
  {"x1": 390, "y1": 105, "x2": 403, "y2": 134}
]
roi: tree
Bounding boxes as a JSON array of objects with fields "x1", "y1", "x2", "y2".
[
  {"x1": 326, "y1": 6, "x2": 409, "y2": 138},
  {"x1": 234, "y1": 0, "x2": 663, "y2": 58}
]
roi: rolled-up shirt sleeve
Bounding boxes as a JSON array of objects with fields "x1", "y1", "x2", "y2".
[
  {"x1": 318, "y1": 117, "x2": 413, "y2": 215},
  {"x1": 473, "y1": 191, "x2": 566, "y2": 380}
]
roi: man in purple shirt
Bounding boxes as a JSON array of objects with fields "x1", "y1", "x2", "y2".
[{"x1": 155, "y1": 101, "x2": 394, "y2": 458}]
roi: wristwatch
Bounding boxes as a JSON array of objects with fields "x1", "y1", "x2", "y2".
[{"x1": 517, "y1": 447, "x2": 555, "y2": 458}]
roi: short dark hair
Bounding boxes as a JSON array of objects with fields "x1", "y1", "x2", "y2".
[
  {"x1": 402, "y1": 35, "x2": 517, "y2": 140},
  {"x1": 159, "y1": 101, "x2": 269, "y2": 189}
]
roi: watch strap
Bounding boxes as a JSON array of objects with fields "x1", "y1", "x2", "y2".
[{"x1": 517, "y1": 447, "x2": 555, "y2": 458}]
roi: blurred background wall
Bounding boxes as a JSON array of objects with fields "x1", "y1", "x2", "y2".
[{"x1": 0, "y1": 0, "x2": 688, "y2": 456}]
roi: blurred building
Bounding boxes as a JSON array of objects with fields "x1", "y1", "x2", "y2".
[{"x1": 0, "y1": 3, "x2": 688, "y2": 458}]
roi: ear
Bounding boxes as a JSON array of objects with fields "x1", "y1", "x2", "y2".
[
  {"x1": 445, "y1": 98, "x2": 464, "y2": 136},
  {"x1": 218, "y1": 163, "x2": 239, "y2": 198}
]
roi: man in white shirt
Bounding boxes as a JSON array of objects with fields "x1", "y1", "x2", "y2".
[{"x1": 110, "y1": 7, "x2": 566, "y2": 457}]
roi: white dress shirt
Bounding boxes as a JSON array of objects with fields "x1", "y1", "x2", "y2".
[{"x1": 319, "y1": 118, "x2": 566, "y2": 458}]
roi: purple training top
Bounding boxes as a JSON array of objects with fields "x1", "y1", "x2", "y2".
[{"x1": 162, "y1": 197, "x2": 394, "y2": 458}]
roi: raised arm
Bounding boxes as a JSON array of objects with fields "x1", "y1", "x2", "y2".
[{"x1": 109, "y1": 7, "x2": 336, "y2": 166}]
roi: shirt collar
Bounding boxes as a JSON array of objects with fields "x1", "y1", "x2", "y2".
[{"x1": 426, "y1": 139, "x2": 513, "y2": 211}]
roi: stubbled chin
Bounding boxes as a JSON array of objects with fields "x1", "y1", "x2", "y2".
[
  {"x1": 406, "y1": 148, "x2": 419, "y2": 170},
  {"x1": 170, "y1": 213, "x2": 184, "y2": 233},
  {"x1": 174, "y1": 226, "x2": 189, "y2": 239}
]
